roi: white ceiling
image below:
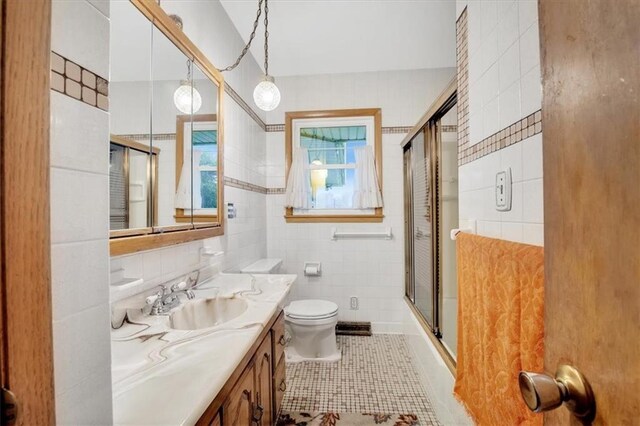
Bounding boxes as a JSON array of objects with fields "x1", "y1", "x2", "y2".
[{"x1": 219, "y1": 0, "x2": 457, "y2": 77}]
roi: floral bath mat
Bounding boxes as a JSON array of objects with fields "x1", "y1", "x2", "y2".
[{"x1": 276, "y1": 411, "x2": 420, "y2": 426}]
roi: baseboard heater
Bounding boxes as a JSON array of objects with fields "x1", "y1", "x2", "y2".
[{"x1": 336, "y1": 321, "x2": 372, "y2": 336}]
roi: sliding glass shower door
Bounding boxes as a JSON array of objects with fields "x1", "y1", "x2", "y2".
[{"x1": 404, "y1": 96, "x2": 458, "y2": 359}]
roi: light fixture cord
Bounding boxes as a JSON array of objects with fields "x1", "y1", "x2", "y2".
[
  {"x1": 263, "y1": 0, "x2": 269, "y2": 77},
  {"x1": 219, "y1": 0, "x2": 265, "y2": 72}
]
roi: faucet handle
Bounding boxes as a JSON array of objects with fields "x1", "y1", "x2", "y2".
[
  {"x1": 145, "y1": 294, "x2": 159, "y2": 306},
  {"x1": 171, "y1": 281, "x2": 187, "y2": 292}
]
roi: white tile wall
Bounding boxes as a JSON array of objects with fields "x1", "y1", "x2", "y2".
[
  {"x1": 51, "y1": 0, "x2": 270, "y2": 423},
  {"x1": 459, "y1": 133, "x2": 543, "y2": 245},
  {"x1": 463, "y1": 0, "x2": 542, "y2": 146},
  {"x1": 456, "y1": 0, "x2": 543, "y2": 246},
  {"x1": 266, "y1": 68, "x2": 456, "y2": 126},
  {"x1": 52, "y1": 0, "x2": 109, "y2": 78},
  {"x1": 264, "y1": 69, "x2": 455, "y2": 332},
  {"x1": 50, "y1": 1, "x2": 112, "y2": 422},
  {"x1": 267, "y1": 134, "x2": 406, "y2": 333}
]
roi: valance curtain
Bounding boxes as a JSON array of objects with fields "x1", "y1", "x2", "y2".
[
  {"x1": 175, "y1": 151, "x2": 203, "y2": 209},
  {"x1": 352, "y1": 146, "x2": 383, "y2": 208},
  {"x1": 285, "y1": 148, "x2": 311, "y2": 209}
]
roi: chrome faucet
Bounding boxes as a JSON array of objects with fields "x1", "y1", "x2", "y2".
[{"x1": 147, "y1": 281, "x2": 195, "y2": 316}]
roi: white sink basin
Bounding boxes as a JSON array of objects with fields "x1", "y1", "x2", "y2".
[{"x1": 169, "y1": 297, "x2": 248, "y2": 330}]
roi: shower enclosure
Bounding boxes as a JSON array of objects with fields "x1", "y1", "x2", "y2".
[{"x1": 403, "y1": 89, "x2": 459, "y2": 363}]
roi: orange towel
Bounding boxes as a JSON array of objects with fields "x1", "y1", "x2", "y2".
[{"x1": 453, "y1": 233, "x2": 544, "y2": 426}]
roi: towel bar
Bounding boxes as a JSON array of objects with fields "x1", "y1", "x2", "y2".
[{"x1": 331, "y1": 227, "x2": 392, "y2": 240}]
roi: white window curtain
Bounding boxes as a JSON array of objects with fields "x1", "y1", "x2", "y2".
[
  {"x1": 352, "y1": 146, "x2": 383, "y2": 208},
  {"x1": 175, "y1": 151, "x2": 203, "y2": 209},
  {"x1": 285, "y1": 147, "x2": 310, "y2": 209}
]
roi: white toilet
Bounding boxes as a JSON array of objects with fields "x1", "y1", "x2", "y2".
[{"x1": 284, "y1": 299, "x2": 341, "y2": 363}]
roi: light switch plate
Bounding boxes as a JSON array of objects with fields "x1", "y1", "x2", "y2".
[{"x1": 496, "y1": 168, "x2": 512, "y2": 211}]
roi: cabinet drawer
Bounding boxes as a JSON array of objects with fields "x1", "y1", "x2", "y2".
[
  {"x1": 273, "y1": 357, "x2": 286, "y2": 416},
  {"x1": 271, "y1": 311, "x2": 286, "y2": 368}
]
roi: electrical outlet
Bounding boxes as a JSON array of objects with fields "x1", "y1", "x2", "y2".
[{"x1": 350, "y1": 296, "x2": 359, "y2": 310}]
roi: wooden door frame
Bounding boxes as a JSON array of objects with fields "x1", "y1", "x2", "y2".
[{"x1": 1, "y1": 0, "x2": 55, "y2": 423}]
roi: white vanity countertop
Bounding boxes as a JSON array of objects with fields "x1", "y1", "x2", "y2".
[{"x1": 111, "y1": 273, "x2": 296, "y2": 426}]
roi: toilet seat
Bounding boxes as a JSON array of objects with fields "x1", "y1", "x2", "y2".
[{"x1": 285, "y1": 299, "x2": 338, "y2": 320}]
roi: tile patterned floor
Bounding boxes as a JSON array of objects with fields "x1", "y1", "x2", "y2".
[{"x1": 281, "y1": 335, "x2": 441, "y2": 425}]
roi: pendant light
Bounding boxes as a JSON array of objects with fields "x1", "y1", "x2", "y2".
[
  {"x1": 174, "y1": 59, "x2": 202, "y2": 114},
  {"x1": 220, "y1": 0, "x2": 281, "y2": 112}
]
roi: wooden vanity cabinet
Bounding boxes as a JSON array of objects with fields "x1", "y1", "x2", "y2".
[
  {"x1": 199, "y1": 310, "x2": 285, "y2": 426},
  {"x1": 255, "y1": 334, "x2": 273, "y2": 426},
  {"x1": 222, "y1": 364, "x2": 255, "y2": 426}
]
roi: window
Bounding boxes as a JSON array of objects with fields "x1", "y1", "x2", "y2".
[{"x1": 285, "y1": 109, "x2": 383, "y2": 223}]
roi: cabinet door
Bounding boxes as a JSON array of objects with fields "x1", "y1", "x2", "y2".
[
  {"x1": 273, "y1": 357, "x2": 286, "y2": 418},
  {"x1": 271, "y1": 311, "x2": 286, "y2": 368},
  {"x1": 255, "y1": 334, "x2": 273, "y2": 426},
  {"x1": 223, "y1": 362, "x2": 255, "y2": 426}
]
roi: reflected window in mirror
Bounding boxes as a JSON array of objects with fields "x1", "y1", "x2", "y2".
[{"x1": 175, "y1": 114, "x2": 218, "y2": 223}]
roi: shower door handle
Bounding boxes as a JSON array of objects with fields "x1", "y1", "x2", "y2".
[{"x1": 518, "y1": 364, "x2": 595, "y2": 422}]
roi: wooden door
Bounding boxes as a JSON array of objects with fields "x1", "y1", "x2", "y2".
[
  {"x1": 223, "y1": 362, "x2": 255, "y2": 426},
  {"x1": 539, "y1": 0, "x2": 640, "y2": 423},
  {"x1": 255, "y1": 335, "x2": 273, "y2": 426},
  {"x1": 0, "y1": 0, "x2": 55, "y2": 424}
]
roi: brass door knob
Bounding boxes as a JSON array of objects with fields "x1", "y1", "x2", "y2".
[{"x1": 519, "y1": 365, "x2": 595, "y2": 423}]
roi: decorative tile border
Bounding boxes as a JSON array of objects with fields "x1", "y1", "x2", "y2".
[
  {"x1": 116, "y1": 133, "x2": 176, "y2": 141},
  {"x1": 224, "y1": 176, "x2": 268, "y2": 194},
  {"x1": 265, "y1": 124, "x2": 285, "y2": 132},
  {"x1": 267, "y1": 187, "x2": 286, "y2": 195},
  {"x1": 224, "y1": 82, "x2": 267, "y2": 131},
  {"x1": 459, "y1": 111, "x2": 542, "y2": 165},
  {"x1": 456, "y1": 8, "x2": 543, "y2": 166},
  {"x1": 456, "y1": 9, "x2": 470, "y2": 164},
  {"x1": 382, "y1": 126, "x2": 413, "y2": 134},
  {"x1": 51, "y1": 51, "x2": 108, "y2": 111}
]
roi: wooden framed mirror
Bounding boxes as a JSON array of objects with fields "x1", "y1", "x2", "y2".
[{"x1": 109, "y1": 0, "x2": 224, "y2": 256}]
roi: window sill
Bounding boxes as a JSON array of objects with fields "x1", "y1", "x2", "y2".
[{"x1": 284, "y1": 213, "x2": 384, "y2": 223}]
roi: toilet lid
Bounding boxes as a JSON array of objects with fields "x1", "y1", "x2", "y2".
[{"x1": 286, "y1": 299, "x2": 338, "y2": 319}]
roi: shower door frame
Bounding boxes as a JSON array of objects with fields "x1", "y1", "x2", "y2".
[{"x1": 402, "y1": 79, "x2": 457, "y2": 374}]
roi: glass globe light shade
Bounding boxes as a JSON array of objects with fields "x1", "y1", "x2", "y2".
[
  {"x1": 173, "y1": 80, "x2": 202, "y2": 114},
  {"x1": 253, "y1": 77, "x2": 281, "y2": 111}
]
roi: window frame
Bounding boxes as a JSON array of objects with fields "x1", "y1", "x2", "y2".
[{"x1": 285, "y1": 108, "x2": 383, "y2": 223}]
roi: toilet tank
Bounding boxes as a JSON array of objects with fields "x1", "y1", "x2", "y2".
[{"x1": 240, "y1": 258, "x2": 283, "y2": 274}]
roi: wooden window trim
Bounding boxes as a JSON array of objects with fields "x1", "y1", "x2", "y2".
[
  {"x1": 284, "y1": 108, "x2": 383, "y2": 223},
  {"x1": 175, "y1": 113, "x2": 219, "y2": 223}
]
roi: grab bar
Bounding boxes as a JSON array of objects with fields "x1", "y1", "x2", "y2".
[{"x1": 331, "y1": 227, "x2": 392, "y2": 240}]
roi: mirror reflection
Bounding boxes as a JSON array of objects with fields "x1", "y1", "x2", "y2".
[
  {"x1": 109, "y1": 0, "x2": 152, "y2": 232},
  {"x1": 186, "y1": 63, "x2": 219, "y2": 225},
  {"x1": 109, "y1": 2, "x2": 221, "y2": 236},
  {"x1": 150, "y1": 26, "x2": 194, "y2": 228}
]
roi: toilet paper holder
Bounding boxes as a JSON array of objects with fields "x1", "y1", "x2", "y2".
[{"x1": 304, "y1": 262, "x2": 321, "y2": 276}]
